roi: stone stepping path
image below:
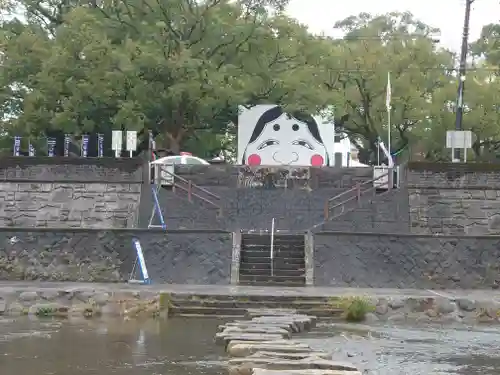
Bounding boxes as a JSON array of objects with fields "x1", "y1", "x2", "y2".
[{"x1": 215, "y1": 309, "x2": 361, "y2": 375}]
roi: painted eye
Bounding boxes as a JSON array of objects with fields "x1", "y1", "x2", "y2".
[
  {"x1": 292, "y1": 139, "x2": 313, "y2": 150},
  {"x1": 257, "y1": 139, "x2": 279, "y2": 150},
  {"x1": 273, "y1": 124, "x2": 280, "y2": 131},
  {"x1": 292, "y1": 124, "x2": 299, "y2": 131}
]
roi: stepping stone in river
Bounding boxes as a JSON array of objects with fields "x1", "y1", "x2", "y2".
[
  {"x1": 220, "y1": 326, "x2": 292, "y2": 338},
  {"x1": 228, "y1": 357, "x2": 359, "y2": 371},
  {"x1": 215, "y1": 333, "x2": 286, "y2": 346},
  {"x1": 222, "y1": 321, "x2": 294, "y2": 332},
  {"x1": 246, "y1": 309, "x2": 298, "y2": 318},
  {"x1": 251, "y1": 316, "x2": 315, "y2": 332},
  {"x1": 226, "y1": 341, "x2": 312, "y2": 357},
  {"x1": 250, "y1": 351, "x2": 331, "y2": 360},
  {"x1": 250, "y1": 369, "x2": 362, "y2": 375}
]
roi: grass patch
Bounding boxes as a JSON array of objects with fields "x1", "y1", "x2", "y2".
[
  {"x1": 327, "y1": 296, "x2": 375, "y2": 322},
  {"x1": 35, "y1": 306, "x2": 56, "y2": 317}
]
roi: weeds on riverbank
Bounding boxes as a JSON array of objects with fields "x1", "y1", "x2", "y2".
[{"x1": 327, "y1": 296, "x2": 375, "y2": 322}]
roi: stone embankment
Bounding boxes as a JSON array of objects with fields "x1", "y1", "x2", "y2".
[
  {"x1": 216, "y1": 309, "x2": 361, "y2": 375},
  {"x1": 0, "y1": 287, "x2": 166, "y2": 319},
  {"x1": 1, "y1": 284, "x2": 500, "y2": 325}
]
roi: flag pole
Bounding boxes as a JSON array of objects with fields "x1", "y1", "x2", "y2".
[{"x1": 386, "y1": 71, "x2": 392, "y2": 158}]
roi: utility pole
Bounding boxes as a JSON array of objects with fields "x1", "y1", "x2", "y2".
[{"x1": 454, "y1": 0, "x2": 474, "y2": 162}]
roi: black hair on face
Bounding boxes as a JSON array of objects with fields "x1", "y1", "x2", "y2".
[{"x1": 247, "y1": 106, "x2": 324, "y2": 144}]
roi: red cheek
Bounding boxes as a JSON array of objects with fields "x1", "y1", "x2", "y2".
[
  {"x1": 247, "y1": 154, "x2": 261, "y2": 166},
  {"x1": 310, "y1": 154, "x2": 324, "y2": 166}
]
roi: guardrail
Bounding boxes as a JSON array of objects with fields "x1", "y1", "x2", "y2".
[
  {"x1": 323, "y1": 168, "x2": 394, "y2": 221},
  {"x1": 157, "y1": 165, "x2": 223, "y2": 216}
]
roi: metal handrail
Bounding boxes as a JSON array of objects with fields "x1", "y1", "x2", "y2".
[
  {"x1": 324, "y1": 169, "x2": 394, "y2": 220},
  {"x1": 158, "y1": 165, "x2": 221, "y2": 199},
  {"x1": 156, "y1": 165, "x2": 222, "y2": 213}
]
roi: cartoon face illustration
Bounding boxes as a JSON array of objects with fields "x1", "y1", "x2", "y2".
[{"x1": 241, "y1": 106, "x2": 329, "y2": 166}]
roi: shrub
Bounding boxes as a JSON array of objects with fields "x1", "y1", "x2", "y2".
[{"x1": 344, "y1": 297, "x2": 374, "y2": 322}]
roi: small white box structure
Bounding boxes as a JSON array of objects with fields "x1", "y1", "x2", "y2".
[
  {"x1": 159, "y1": 165, "x2": 174, "y2": 186},
  {"x1": 126, "y1": 131, "x2": 137, "y2": 157},
  {"x1": 111, "y1": 130, "x2": 123, "y2": 157},
  {"x1": 373, "y1": 166, "x2": 390, "y2": 189},
  {"x1": 446, "y1": 130, "x2": 473, "y2": 162},
  {"x1": 373, "y1": 166, "x2": 400, "y2": 190}
]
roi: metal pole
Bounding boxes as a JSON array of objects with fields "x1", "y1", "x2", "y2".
[
  {"x1": 270, "y1": 218, "x2": 275, "y2": 277},
  {"x1": 454, "y1": 0, "x2": 474, "y2": 162}
]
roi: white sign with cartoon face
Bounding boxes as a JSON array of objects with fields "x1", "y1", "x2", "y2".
[{"x1": 237, "y1": 105, "x2": 331, "y2": 166}]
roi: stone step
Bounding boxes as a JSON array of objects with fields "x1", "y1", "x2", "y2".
[
  {"x1": 238, "y1": 274, "x2": 306, "y2": 285},
  {"x1": 242, "y1": 240, "x2": 305, "y2": 248},
  {"x1": 242, "y1": 234, "x2": 304, "y2": 240},
  {"x1": 241, "y1": 250, "x2": 305, "y2": 259},
  {"x1": 242, "y1": 243, "x2": 305, "y2": 251},
  {"x1": 169, "y1": 293, "x2": 333, "y2": 303},
  {"x1": 240, "y1": 257, "x2": 305, "y2": 266},
  {"x1": 168, "y1": 306, "x2": 249, "y2": 316},
  {"x1": 242, "y1": 238, "x2": 304, "y2": 246},
  {"x1": 241, "y1": 252, "x2": 305, "y2": 260},
  {"x1": 238, "y1": 281, "x2": 306, "y2": 287},
  {"x1": 239, "y1": 263, "x2": 304, "y2": 271},
  {"x1": 239, "y1": 269, "x2": 305, "y2": 277}
]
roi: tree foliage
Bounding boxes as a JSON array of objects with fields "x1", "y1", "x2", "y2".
[{"x1": 1, "y1": 3, "x2": 499, "y2": 162}]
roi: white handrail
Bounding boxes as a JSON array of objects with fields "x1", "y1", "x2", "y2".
[{"x1": 270, "y1": 218, "x2": 275, "y2": 277}]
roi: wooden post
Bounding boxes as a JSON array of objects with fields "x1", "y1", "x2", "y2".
[{"x1": 324, "y1": 201, "x2": 329, "y2": 220}]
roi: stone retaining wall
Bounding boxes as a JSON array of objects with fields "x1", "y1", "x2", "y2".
[
  {"x1": 0, "y1": 157, "x2": 143, "y2": 228},
  {"x1": 0, "y1": 229, "x2": 233, "y2": 284},
  {"x1": 408, "y1": 162, "x2": 500, "y2": 235},
  {"x1": 314, "y1": 232, "x2": 500, "y2": 289}
]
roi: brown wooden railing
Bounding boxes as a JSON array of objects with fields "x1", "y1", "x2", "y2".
[
  {"x1": 323, "y1": 169, "x2": 394, "y2": 221},
  {"x1": 157, "y1": 165, "x2": 223, "y2": 216}
]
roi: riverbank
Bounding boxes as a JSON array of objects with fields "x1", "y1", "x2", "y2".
[{"x1": 0, "y1": 282, "x2": 499, "y2": 323}]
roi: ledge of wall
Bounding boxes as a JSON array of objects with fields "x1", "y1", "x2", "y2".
[
  {"x1": 0, "y1": 157, "x2": 144, "y2": 182},
  {"x1": 408, "y1": 161, "x2": 500, "y2": 173}
]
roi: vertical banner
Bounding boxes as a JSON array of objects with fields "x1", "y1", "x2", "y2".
[
  {"x1": 97, "y1": 133, "x2": 104, "y2": 157},
  {"x1": 111, "y1": 130, "x2": 122, "y2": 158},
  {"x1": 64, "y1": 134, "x2": 70, "y2": 157},
  {"x1": 29, "y1": 141, "x2": 35, "y2": 156},
  {"x1": 126, "y1": 131, "x2": 137, "y2": 158},
  {"x1": 13, "y1": 136, "x2": 21, "y2": 156},
  {"x1": 81, "y1": 134, "x2": 89, "y2": 157},
  {"x1": 47, "y1": 138, "x2": 56, "y2": 157},
  {"x1": 132, "y1": 238, "x2": 150, "y2": 284}
]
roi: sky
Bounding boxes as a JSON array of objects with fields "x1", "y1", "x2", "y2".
[{"x1": 286, "y1": 0, "x2": 500, "y2": 52}]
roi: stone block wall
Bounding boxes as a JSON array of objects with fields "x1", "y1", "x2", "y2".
[
  {"x1": 0, "y1": 157, "x2": 143, "y2": 228},
  {"x1": 0, "y1": 229, "x2": 233, "y2": 284},
  {"x1": 314, "y1": 232, "x2": 500, "y2": 289},
  {"x1": 408, "y1": 162, "x2": 500, "y2": 235}
]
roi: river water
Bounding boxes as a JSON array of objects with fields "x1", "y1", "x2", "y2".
[{"x1": 1, "y1": 317, "x2": 500, "y2": 374}]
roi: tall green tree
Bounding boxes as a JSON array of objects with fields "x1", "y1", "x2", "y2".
[{"x1": 322, "y1": 12, "x2": 454, "y2": 163}]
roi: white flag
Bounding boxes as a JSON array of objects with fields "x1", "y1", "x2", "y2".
[{"x1": 386, "y1": 72, "x2": 391, "y2": 111}]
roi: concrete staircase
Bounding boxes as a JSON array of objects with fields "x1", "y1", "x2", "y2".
[{"x1": 238, "y1": 233, "x2": 306, "y2": 286}]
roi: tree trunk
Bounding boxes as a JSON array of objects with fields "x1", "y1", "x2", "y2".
[{"x1": 165, "y1": 129, "x2": 184, "y2": 154}]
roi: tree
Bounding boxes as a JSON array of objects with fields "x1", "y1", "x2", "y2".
[
  {"x1": 321, "y1": 12, "x2": 454, "y2": 164},
  {"x1": 0, "y1": 0, "x2": 330, "y2": 156}
]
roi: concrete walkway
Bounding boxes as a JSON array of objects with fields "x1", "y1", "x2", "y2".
[{"x1": 0, "y1": 282, "x2": 499, "y2": 301}]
